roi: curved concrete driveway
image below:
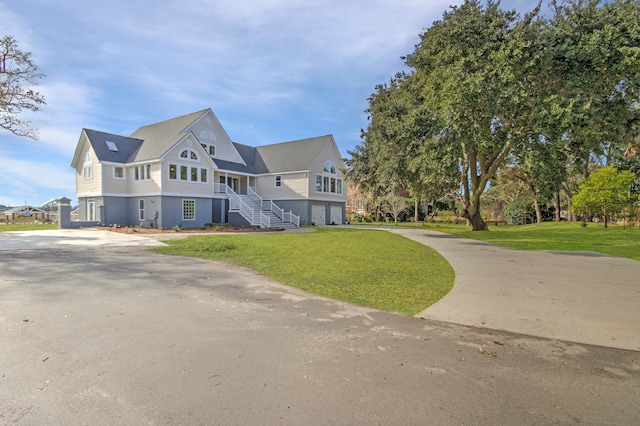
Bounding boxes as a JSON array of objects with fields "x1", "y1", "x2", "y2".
[
  {"x1": 2, "y1": 228, "x2": 638, "y2": 351},
  {"x1": 0, "y1": 229, "x2": 166, "y2": 250},
  {"x1": 379, "y1": 227, "x2": 640, "y2": 351}
]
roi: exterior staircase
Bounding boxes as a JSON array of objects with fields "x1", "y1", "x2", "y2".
[
  {"x1": 237, "y1": 195, "x2": 298, "y2": 229},
  {"x1": 226, "y1": 185, "x2": 299, "y2": 229}
]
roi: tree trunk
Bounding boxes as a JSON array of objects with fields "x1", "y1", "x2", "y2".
[
  {"x1": 466, "y1": 210, "x2": 489, "y2": 231},
  {"x1": 603, "y1": 204, "x2": 608, "y2": 228},
  {"x1": 554, "y1": 192, "x2": 561, "y2": 222},
  {"x1": 462, "y1": 187, "x2": 489, "y2": 231},
  {"x1": 563, "y1": 185, "x2": 575, "y2": 222},
  {"x1": 534, "y1": 199, "x2": 543, "y2": 224},
  {"x1": 414, "y1": 199, "x2": 419, "y2": 224}
]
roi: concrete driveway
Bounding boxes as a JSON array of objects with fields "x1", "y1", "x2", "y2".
[
  {"x1": 381, "y1": 227, "x2": 640, "y2": 352},
  {"x1": 1, "y1": 230, "x2": 639, "y2": 424},
  {"x1": 2, "y1": 227, "x2": 639, "y2": 352},
  {"x1": 0, "y1": 228, "x2": 166, "y2": 250}
]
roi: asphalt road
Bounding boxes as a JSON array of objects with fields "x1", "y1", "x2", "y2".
[{"x1": 1, "y1": 231, "x2": 639, "y2": 424}]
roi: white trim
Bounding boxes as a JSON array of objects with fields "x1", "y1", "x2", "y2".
[
  {"x1": 167, "y1": 162, "x2": 209, "y2": 184},
  {"x1": 255, "y1": 170, "x2": 308, "y2": 177},
  {"x1": 210, "y1": 163, "x2": 256, "y2": 177},
  {"x1": 182, "y1": 199, "x2": 196, "y2": 221},
  {"x1": 126, "y1": 159, "x2": 161, "y2": 167},
  {"x1": 94, "y1": 192, "x2": 217, "y2": 198},
  {"x1": 179, "y1": 148, "x2": 200, "y2": 162},
  {"x1": 113, "y1": 166, "x2": 125, "y2": 179},
  {"x1": 181, "y1": 109, "x2": 246, "y2": 166},
  {"x1": 160, "y1": 132, "x2": 217, "y2": 168}
]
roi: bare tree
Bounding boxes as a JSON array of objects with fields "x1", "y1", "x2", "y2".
[
  {"x1": 1, "y1": 35, "x2": 46, "y2": 139},
  {"x1": 381, "y1": 194, "x2": 407, "y2": 225}
]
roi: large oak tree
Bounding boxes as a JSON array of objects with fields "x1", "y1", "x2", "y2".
[{"x1": 348, "y1": 0, "x2": 640, "y2": 230}]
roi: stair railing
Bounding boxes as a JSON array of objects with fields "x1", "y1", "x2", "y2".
[
  {"x1": 226, "y1": 185, "x2": 299, "y2": 228},
  {"x1": 226, "y1": 185, "x2": 258, "y2": 226},
  {"x1": 247, "y1": 186, "x2": 262, "y2": 206}
]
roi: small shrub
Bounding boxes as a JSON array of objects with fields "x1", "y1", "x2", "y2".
[{"x1": 172, "y1": 224, "x2": 183, "y2": 232}]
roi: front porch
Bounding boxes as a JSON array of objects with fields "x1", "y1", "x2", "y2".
[
  {"x1": 213, "y1": 172, "x2": 299, "y2": 229},
  {"x1": 213, "y1": 172, "x2": 253, "y2": 196}
]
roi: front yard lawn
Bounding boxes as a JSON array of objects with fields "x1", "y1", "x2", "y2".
[
  {"x1": 154, "y1": 227, "x2": 454, "y2": 316},
  {"x1": 353, "y1": 221, "x2": 640, "y2": 261}
]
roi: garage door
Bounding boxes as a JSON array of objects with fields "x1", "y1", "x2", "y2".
[
  {"x1": 330, "y1": 206, "x2": 342, "y2": 225},
  {"x1": 311, "y1": 205, "x2": 325, "y2": 226}
]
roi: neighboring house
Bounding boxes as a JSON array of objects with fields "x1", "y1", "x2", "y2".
[
  {"x1": 346, "y1": 182, "x2": 375, "y2": 221},
  {"x1": 70, "y1": 109, "x2": 347, "y2": 229},
  {"x1": 4, "y1": 205, "x2": 47, "y2": 221}
]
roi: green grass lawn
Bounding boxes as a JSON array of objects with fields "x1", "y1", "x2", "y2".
[
  {"x1": 355, "y1": 221, "x2": 640, "y2": 261},
  {"x1": 154, "y1": 227, "x2": 454, "y2": 316},
  {"x1": 0, "y1": 223, "x2": 58, "y2": 232}
]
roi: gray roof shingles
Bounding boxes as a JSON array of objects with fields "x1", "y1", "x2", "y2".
[
  {"x1": 82, "y1": 111, "x2": 333, "y2": 175},
  {"x1": 83, "y1": 129, "x2": 143, "y2": 163}
]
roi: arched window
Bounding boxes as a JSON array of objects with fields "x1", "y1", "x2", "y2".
[
  {"x1": 324, "y1": 161, "x2": 336, "y2": 174},
  {"x1": 180, "y1": 149, "x2": 198, "y2": 161},
  {"x1": 199, "y1": 130, "x2": 217, "y2": 141},
  {"x1": 316, "y1": 160, "x2": 342, "y2": 194},
  {"x1": 199, "y1": 131, "x2": 217, "y2": 157}
]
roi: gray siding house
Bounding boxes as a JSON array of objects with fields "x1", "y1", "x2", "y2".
[{"x1": 70, "y1": 109, "x2": 347, "y2": 229}]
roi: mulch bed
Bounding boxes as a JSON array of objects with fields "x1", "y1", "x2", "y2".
[{"x1": 95, "y1": 225, "x2": 284, "y2": 234}]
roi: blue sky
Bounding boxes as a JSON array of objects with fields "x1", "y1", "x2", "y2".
[{"x1": 0, "y1": 0, "x2": 539, "y2": 207}]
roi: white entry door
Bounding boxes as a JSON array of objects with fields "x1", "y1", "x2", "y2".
[
  {"x1": 87, "y1": 201, "x2": 95, "y2": 221},
  {"x1": 330, "y1": 206, "x2": 342, "y2": 225},
  {"x1": 311, "y1": 205, "x2": 325, "y2": 226}
]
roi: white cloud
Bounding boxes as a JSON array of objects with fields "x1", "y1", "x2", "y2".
[
  {"x1": 0, "y1": 156, "x2": 76, "y2": 206},
  {"x1": 28, "y1": 81, "x2": 102, "y2": 153},
  {"x1": 0, "y1": 0, "x2": 544, "y2": 208}
]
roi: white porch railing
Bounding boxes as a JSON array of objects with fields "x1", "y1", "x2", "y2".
[
  {"x1": 266, "y1": 200, "x2": 300, "y2": 227},
  {"x1": 248, "y1": 186, "x2": 262, "y2": 205},
  {"x1": 282, "y1": 210, "x2": 300, "y2": 227},
  {"x1": 222, "y1": 184, "x2": 299, "y2": 228}
]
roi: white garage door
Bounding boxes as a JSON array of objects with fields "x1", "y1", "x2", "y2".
[
  {"x1": 330, "y1": 206, "x2": 342, "y2": 225},
  {"x1": 311, "y1": 205, "x2": 325, "y2": 226}
]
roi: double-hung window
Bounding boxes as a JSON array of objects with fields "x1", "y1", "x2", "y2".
[{"x1": 134, "y1": 164, "x2": 152, "y2": 181}]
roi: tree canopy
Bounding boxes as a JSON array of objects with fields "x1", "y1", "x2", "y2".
[
  {"x1": 346, "y1": 0, "x2": 640, "y2": 230},
  {"x1": 0, "y1": 35, "x2": 46, "y2": 139},
  {"x1": 571, "y1": 166, "x2": 636, "y2": 226}
]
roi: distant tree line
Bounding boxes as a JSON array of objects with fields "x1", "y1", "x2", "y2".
[{"x1": 346, "y1": 0, "x2": 640, "y2": 230}]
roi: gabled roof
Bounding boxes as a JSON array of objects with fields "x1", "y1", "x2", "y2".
[
  {"x1": 82, "y1": 129, "x2": 144, "y2": 163},
  {"x1": 4, "y1": 205, "x2": 46, "y2": 214},
  {"x1": 253, "y1": 135, "x2": 332, "y2": 174},
  {"x1": 72, "y1": 109, "x2": 340, "y2": 176},
  {"x1": 129, "y1": 109, "x2": 209, "y2": 162}
]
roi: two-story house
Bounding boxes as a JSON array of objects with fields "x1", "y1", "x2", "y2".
[{"x1": 70, "y1": 109, "x2": 347, "y2": 229}]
